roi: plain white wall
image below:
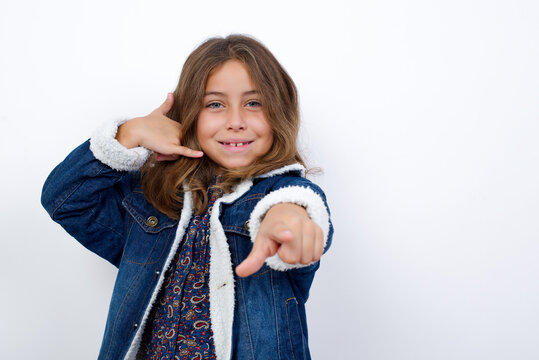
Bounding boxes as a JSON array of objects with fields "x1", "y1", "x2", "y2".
[{"x1": 1, "y1": 0, "x2": 539, "y2": 359}]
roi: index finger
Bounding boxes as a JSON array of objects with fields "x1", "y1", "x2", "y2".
[
  {"x1": 167, "y1": 145, "x2": 204, "y2": 158},
  {"x1": 235, "y1": 234, "x2": 278, "y2": 277}
]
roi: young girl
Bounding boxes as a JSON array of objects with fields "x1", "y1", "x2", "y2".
[{"x1": 42, "y1": 34, "x2": 333, "y2": 360}]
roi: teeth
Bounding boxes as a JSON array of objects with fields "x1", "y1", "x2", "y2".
[{"x1": 225, "y1": 142, "x2": 247, "y2": 146}]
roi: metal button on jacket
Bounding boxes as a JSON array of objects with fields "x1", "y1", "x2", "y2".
[{"x1": 145, "y1": 216, "x2": 158, "y2": 227}]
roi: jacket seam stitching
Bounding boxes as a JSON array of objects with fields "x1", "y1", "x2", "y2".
[
  {"x1": 285, "y1": 298, "x2": 297, "y2": 360},
  {"x1": 121, "y1": 228, "x2": 170, "y2": 265},
  {"x1": 50, "y1": 161, "x2": 106, "y2": 218},
  {"x1": 234, "y1": 235, "x2": 255, "y2": 360},
  {"x1": 91, "y1": 192, "x2": 124, "y2": 238},
  {"x1": 122, "y1": 200, "x2": 177, "y2": 233},
  {"x1": 233, "y1": 193, "x2": 265, "y2": 206},
  {"x1": 270, "y1": 271, "x2": 282, "y2": 360},
  {"x1": 107, "y1": 255, "x2": 146, "y2": 359}
]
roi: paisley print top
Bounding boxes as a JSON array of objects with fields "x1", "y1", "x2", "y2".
[{"x1": 137, "y1": 181, "x2": 222, "y2": 360}]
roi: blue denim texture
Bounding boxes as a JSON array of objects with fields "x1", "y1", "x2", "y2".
[{"x1": 41, "y1": 140, "x2": 333, "y2": 360}]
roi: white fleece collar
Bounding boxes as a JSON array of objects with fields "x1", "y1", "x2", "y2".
[{"x1": 256, "y1": 163, "x2": 305, "y2": 178}]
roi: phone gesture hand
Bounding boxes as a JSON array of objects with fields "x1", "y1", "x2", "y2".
[{"x1": 116, "y1": 93, "x2": 204, "y2": 161}]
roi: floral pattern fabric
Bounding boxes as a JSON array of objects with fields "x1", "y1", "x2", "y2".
[{"x1": 138, "y1": 183, "x2": 222, "y2": 360}]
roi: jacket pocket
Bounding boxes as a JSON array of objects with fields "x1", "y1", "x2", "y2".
[
  {"x1": 285, "y1": 297, "x2": 307, "y2": 360},
  {"x1": 121, "y1": 191, "x2": 177, "y2": 264}
]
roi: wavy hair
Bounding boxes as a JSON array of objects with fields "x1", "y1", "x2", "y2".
[{"x1": 141, "y1": 34, "x2": 304, "y2": 218}]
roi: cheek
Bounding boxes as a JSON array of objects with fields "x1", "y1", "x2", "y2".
[
  {"x1": 195, "y1": 121, "x2": 203, "y2": 140},
  {"x1": 258, "y1": 126, "x2": 274, "y2": 155},
  {"x1": 262, "y1": 123, "x2": 274, "y2": 146},
  {"x1": 196, "y1": 116, "x2": 214, "y2": 143},
  {"x1": 264, "y1": 131, "x2": 274, "y2": 146},
  {"x1": 255, "y1": 116, "x2": 273, "y2": 140}
]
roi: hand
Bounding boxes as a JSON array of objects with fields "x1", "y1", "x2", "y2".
[
  {"x1": 235, "y1": 203, "x2": 324, "y2": 277},
  {"x1": 116, "y1": 93, "x2": 204, "y2": 161}
]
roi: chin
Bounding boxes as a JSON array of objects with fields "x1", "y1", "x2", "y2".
[{"x1": 220, "y1": 161, "x2": 253, "y2": 171}]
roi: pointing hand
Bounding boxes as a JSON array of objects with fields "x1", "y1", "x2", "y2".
[{"x1": 235, "y1": 203, "x2": 324, "y2": 278}]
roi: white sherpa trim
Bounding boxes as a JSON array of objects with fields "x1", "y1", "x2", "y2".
[
  {"x1": 89, "y1": 118, "x2": 150, "y2": 171},
  {"x1": 256, "y1": 163, "x2": 305, "y2": 178},
  {"x1": 247, "y1": 186, "x2": 330, "y2": 271},
  {"x1": 123, "y1": 190, "x2": 193, "y2": 360},
  {"x1": 208, "y1": 179, "x2": 253, "y2": 360}
]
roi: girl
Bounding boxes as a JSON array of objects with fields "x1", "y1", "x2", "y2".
[{"x1": 42, "y1": 34, "x2": 333, "y2": 360}]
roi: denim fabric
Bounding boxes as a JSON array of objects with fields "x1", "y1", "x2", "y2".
[{"x1": 41, "y1": 140, "x2": 333, "y2": 360}]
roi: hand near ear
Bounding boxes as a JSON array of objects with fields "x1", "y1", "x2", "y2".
[
  {"x1": 235, "y1": 203, "x2": 324, "y2": 278},
  {"x1": 116, "y1": 93, "x2": 204, "y2": 161}
]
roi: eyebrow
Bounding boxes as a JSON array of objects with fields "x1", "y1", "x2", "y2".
[{"x1": 204, "y1": 90, "x2": 259, "y2": 97}]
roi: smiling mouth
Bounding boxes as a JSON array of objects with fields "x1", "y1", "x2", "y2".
[{"x1": 218, "y1": 141, "x2": 254, "y2": 147}]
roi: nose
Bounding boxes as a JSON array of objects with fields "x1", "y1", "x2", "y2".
[{"x1": 226, "y1": 106, "x2": 246, "y2": 131}]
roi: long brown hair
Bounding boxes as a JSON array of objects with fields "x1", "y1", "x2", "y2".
[{"x1": 141, "y1": 34, "x2": 304, "y2": 218}]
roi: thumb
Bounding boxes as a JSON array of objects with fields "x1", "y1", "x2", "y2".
[
  {"x1": 157, "y1": 92, "x2": 174, "y2": 115},
  {"x1": 235, "y1": 235, "x2": 278, "y2": 278}
]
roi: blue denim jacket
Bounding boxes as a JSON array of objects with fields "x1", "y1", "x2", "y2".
[{"x1": 41, "y1": 139, "x2": 333, "y2": 360}]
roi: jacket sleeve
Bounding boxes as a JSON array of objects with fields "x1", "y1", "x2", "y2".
[
  {"x1": 247, "y1": 175, "x2": 334, "y2": 272},
  {"x1": 41, "y1": 119, "x2": 151, "y2": 267}
]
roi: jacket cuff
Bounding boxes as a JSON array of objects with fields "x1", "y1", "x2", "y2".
[
  {"x1": 89, "y1": 119, "x2": 151, "y2": 171},
  {"x1": 248, "y1": 186, "x2": 330, "y2": 271}
]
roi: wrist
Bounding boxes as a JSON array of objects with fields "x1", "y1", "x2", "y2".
[
  {"x1": 266, "y1": 203, "x2": 309, "y2": 220},
  {"x1": 116, "y1": 118, "x2": 142, "y2": 149}
]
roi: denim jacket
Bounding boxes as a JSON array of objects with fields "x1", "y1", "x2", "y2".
[{"x1": 41, "y1": 122, "x2": 333, "y2": 360}]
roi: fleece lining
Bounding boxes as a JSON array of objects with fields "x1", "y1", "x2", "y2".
[{"x1": 89, "y1": 118, "x2": 150, "y2": 171}]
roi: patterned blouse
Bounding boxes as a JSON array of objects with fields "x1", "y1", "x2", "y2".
[{"x1": 137, "y1": 180, "x2": 222, "y2": 360}]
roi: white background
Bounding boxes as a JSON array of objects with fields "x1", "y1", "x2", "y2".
[{"x1": 1, "y1": 0, "x2": 539, "y2": 359}]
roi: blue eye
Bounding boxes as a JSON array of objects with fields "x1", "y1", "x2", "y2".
[
  {"x1": 246, "y1": 100, "x2": 261, "y2": 107},
  {"x1": 207, "y1": 102, "x2": 223, "y2": 109}
]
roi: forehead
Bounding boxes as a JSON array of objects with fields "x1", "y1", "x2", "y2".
[{"x1": 205, "y1": 60, "x2": 257, "y2": 93}]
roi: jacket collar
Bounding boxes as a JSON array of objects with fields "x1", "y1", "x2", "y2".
[{"x1": 255, "y1": 163, "x2": 305, "y2": 178}]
